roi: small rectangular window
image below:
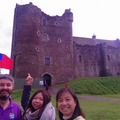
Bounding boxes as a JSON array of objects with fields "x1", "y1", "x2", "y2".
[
  {"x1": 79, "y1": 55, "x2": 82, "y2": 62},
  {"x1": 107, "y1": 55, "x2": 110, "y2": 61},
  {"x1": 45, "y1": 58, "x2": 50, "y2": 65}
]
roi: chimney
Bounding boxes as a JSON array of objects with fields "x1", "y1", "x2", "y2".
[{"x1": 92, "y1": 34, "x2": 96, "y2": 40}]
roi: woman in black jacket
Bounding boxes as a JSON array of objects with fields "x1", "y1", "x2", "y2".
[{"x1": 21, "y1": 73, "x2": 55, "y2": 120}]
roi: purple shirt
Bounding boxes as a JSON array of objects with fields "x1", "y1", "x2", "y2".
[{"x1": 0, "y1": 100, "x2": 21, "y2": 120}]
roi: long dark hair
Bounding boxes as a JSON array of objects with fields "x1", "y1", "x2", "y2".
[
  {"x1": 56, "y1": 88, "x2": 85, "y2": 120},
  {"x1": 22, "y1": 89, "x2": 51, "y2": 119}
]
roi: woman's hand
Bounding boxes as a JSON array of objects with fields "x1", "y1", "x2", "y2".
[{"x1": 26, "y1": 73, "x2": 33, "y2": 85}]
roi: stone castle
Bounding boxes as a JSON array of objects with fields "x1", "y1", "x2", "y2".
[{"x1": 11, "y1": 2, "x2": 120, "y2": 86}]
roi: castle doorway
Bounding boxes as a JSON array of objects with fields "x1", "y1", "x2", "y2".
[{"x1": 43, "y1": 74, "x2": 51, "y2": 86}]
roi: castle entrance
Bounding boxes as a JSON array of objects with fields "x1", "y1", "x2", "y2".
[{"x1": 43, "y1": 74, "x2": 51, "y2": 86}]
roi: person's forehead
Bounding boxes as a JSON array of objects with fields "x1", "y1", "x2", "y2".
[
  {"x1": 0, "y1": 79, "x2": 12, "y2": 83},
  {"x1": 60, "y1": 92, "x2": 73, "y2": 98},
  {"x1": 35, "y1": 92, "x2": 43, "y2": 97}
]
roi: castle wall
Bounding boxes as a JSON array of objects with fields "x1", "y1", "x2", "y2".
[
  {"x1": 105, "y1": 46, "x2": 120, "y2": 76},
  {"x1": 73, "y1": 41, "x2": 120, "y2": 77},
  {"x1": 11, "y1": 3, "x2": 120, "y2": 85},
  {"x1": 11, "y1": 3, "x2": 42, "y2": 78},
  {"x1": 11, "y1": 3, "x2": 74, "y2": 84},
  {"x1": 74, "y1": 43, "x2": 102, "y2": 77}
]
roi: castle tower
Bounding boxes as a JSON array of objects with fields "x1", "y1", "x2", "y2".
[
  {"x1": 99, "y1": 43, "x2": 110, "y2": 76},
  {"x1": 11, "y1": 3, "x2": 42, "y2": 78},
  {"x1": 11, "y1": 3, "x2": 74, "y2": 85}
]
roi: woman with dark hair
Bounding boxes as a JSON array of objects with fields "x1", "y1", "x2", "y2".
[
  {"x1": 56, "y1": 88, "x2": 85, "y2": 120},
  {"x1": 21, "y1": 73, "x2": 55, "y2": 120}
]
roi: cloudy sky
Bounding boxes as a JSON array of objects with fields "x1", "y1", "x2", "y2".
[{"x1": 1, "y1": 0, "x2": 120, "y2": 73}]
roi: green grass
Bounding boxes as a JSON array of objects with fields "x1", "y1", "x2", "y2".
[
  {"x1": 12, "y1": 76, "x2": 120, "y2": 120},
  {"x1": 80, "y1": 99, "x2": 120, "y2": 120},
  {"x1": 55, "y1": 76, "x2": 120, "y2": 95}
]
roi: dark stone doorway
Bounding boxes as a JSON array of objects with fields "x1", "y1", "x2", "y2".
[{"x1": 43, "y1": 74, "x2": 51, "y2": 86}]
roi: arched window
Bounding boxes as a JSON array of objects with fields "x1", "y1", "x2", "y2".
[
  {"x1": 41, "y1": 33, "x2": 49, "y2": 41},
  {"x1": 37, "y1": 30, "x2": 40, "y2": 37},
  {"x1": 57, "y1": 38, "x2": 62, "y2": 43}
]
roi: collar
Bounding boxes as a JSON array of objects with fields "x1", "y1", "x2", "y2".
[
  {"x1": 63, "y1": 115, "x2": 72, "y2": 120},
  {"x1": 0, "y1": 98, "x2": 13, "y2": 109}
]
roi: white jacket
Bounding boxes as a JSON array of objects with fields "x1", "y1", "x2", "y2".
[
  {"x1": 40, "y1": 102, "x2": 56, "y2": 120},
  {"x1": 73, "y1": 116, "x2": 85, "y2": 120}
]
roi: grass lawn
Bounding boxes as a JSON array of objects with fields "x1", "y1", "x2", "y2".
[
  {"x1": 80, "y1": 99, "x2": 120, "y2": 120},
  {"x1": 12, "y1": 90, "x2": 120, "y2": 120},
  {"x1": 12, "y1": 76, "x2": 120, "y2": 120}
]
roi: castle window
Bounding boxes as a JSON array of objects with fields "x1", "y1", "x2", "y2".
[
  {"x1": 35, "y1": 46, "x2": 39, "y2": 52},
  {"x1": 78, "y1": 55, "x2": 82, "y2": 62},
  {"x1": 57, "y1": 38, "x2": 62, "y2": 43},
  {"x1": 37, "y1": 30, "x2": 40, "y2": 37},
  {"x1": 45, "y1": 57, "x2": 50, "y2": 65},
  {"x1": 107, "y1": 55, "x2": 110, "y2": 61},
  {"x1": 55, "y1": 22, "x2": 58, "y2": 26},
  {"x1": 42, "y1": 19, "x2": 47, "y2": 25},
  {"x1": 41, "y1": 33, "x2": 49, "y2": 41},
  {"x1": 67, "y1": 45, "x2": 71, "y2": 50}
]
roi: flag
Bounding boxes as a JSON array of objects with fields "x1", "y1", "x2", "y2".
[
  {"x1": 0, "y1": 53, "x2": 13, "y2": 70},
  {"x1": 65, "y1": 83, "x2": 68, "y2": 88}
]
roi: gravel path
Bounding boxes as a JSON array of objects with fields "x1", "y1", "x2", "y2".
[{"x1": 78, "y1": 95, "x2": 120, "y2": 102}]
